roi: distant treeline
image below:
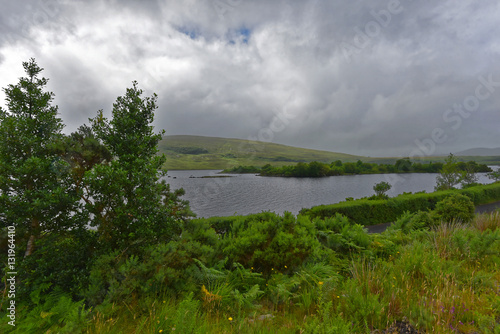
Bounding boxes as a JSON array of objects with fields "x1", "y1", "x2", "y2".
[{"x1": 223, "y1": 159, "x2": 492, "y2": 177}]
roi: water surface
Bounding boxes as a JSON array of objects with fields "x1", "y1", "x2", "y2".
[{"x1": 164, "y1": 171, "x2": 494, "y2": 218}]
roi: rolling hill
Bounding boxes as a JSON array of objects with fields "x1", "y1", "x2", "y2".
[
  {"x1": 158, "y1": 135, "x2": 500, "y2": 170},
  {"x1": 159, "y1": 135, "x2": 365, "y2": 170},
  {"x1": 456, "y1": 147, "x2": 500, "y2": 156}
]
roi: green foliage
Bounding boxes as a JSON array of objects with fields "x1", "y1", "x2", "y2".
[
  {"x1": 165, "y1": 146, "x2": 209, "y2": 155},
  {"x1": 488, "y1": 167, "x2": 500, "y2": 182},
  {"x1": 373, "y1": 181, "x2": 392, "y2": 198},
  {"x1": 435, "y1": 153, "x2": 462, "y2": 191},
  {"x1": 301, "y1": 182, "x2": 500, "y2": 225},
  {"x1": 83, "y1": 218, "x2": 220, "y2": 305},
  {"x1": 222, "y1": 165, "x2": 261, "y2": 173},
  {"x1": 1, "y1": 287, "x2": 88, "y2": 334},
  {"x1": 0, "y1": 58, "x2": 81, "y2": 256},
  {"x1": 230, "y1": 157, "x2": 489, "y2": 178},
  {"x1": 151, "y1": 293, "x2": 206, "y2": 334},
  {"x1": 388, "y1": 211, "x2": 434, "y2": 233},
  {"x1": 301, "y1": 301, "x2": 351, "y2": 333},
  {"x1": 340, "y1": 278, "x2": 387, "y2": 332},
  {"x1": 257, "y1": 159, "x2": 461, "y2": 177},
  {"x1": 450, "y1": 228, "x2": 500, "y2": 263},
  {"x1": 217, "y1": 212, "x2": 321, "y2": 274},
  {"x1": 16, "y1": 230, "x2": 97, "y2": 302},
  {"x1": 62, "y1": 125, "x2": 112, "y2": 200},
  {"x1": 319, "y1": 223, "x2": 371, "y2": 255},
  {"x1": 433, "y1": 193, "x2": 475, "y2": 223},
  {"x1": 86, "y1": 81, "x2": 192, "y2": 252}
]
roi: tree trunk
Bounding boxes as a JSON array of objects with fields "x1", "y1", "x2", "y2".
[
  {"x1": 24, "y1": 235, "x2": 36, "y2": 257},
  {"x1": 24, "y1": 217, "x2": 39, "y2": 257}
]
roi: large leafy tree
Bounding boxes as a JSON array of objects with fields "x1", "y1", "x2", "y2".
[
  {"x1": 0, "y1": 59, "x2": 80, "y2": 256},
  {"x1": 86, "y1": 81, "x2": 191, "y2": 251}
]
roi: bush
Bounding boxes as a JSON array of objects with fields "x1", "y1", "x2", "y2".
[
  {"x1": 216, "y1": 212, "x2": 321, "y2": 274},
  {"x1": 433, "y1": 194, "x2": 475, "y2": 223},
  {"x1": 85, "y1": 219, "x2": 220, "y2": 305},
  {"x1": 388, "y1": 211, "x2": 435, "y2": 233},
  {"x1": 15, "y1": 229, "x2": 97, "y2": 303}
]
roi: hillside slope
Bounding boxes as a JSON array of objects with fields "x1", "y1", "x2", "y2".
[
  {"x1": 456, "y1": 147, "x2": 500, "y2": 156},
  {"x1": 159, "y1": 135, "x2": 364, "y2": 170}
]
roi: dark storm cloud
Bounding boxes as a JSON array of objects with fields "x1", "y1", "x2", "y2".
[{"x1": 0, "y1": 0, "x2": 499, "y2": 156}]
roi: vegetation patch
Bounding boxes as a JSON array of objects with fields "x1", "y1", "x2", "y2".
[
  {"x1": 164, "y1": 146, "x2": 209, "y2": 155},
  {"x1": 300, "y1": 182, "x2": 500, "y2": 225}
]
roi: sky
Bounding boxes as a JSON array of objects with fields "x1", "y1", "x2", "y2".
[{"x1": 0, "y1": 0, "x2": 499, "y2": 157}]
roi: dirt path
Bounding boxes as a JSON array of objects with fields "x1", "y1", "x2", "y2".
[{"x1": 365, "y1": 201, "x2": 500, "y2": 234}]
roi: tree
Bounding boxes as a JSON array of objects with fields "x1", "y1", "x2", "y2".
[
  {"x1": 62, "y1": 124, "x2": 112, "y2": 205},
  {"x1": 373, "y1": 181, "x2": 392, "y2": 198},
  {"x1": 435, "y1": 153, "x2": 461, "y2": 191},
  {"x1": 86, "y1": 81, "x2": 192, "y2": 252},
  {"x1": 0, "y1": 59, "x2": 80, "y2": 256},
  {"x1": 460, "y1": 164, "x2": 479, "y2": 188},
  {"x1": 395, "y1": 158, "x2": 412, "y2": 173},
  {"x1": 488, "y1": 167, "x2": 500, "y2": 182}
]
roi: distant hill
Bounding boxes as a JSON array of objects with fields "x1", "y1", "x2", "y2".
[
  {"x1": 456, "y1": 147, "x2": 500, "y2": 156},
  {"x1": 158, "y1": 135, "x2": 500, "y2": 169},
  {"x1": 159, "y1": 135, "x2": 365, "y2": 170}
]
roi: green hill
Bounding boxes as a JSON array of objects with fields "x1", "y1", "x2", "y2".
[
  {"x1": 159, "y1": 135, "x2": 364, "y2": 170},
  {"x1": 159, "y1": 135, "x2": 500, "y2": 170}
]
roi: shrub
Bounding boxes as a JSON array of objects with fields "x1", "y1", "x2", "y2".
[
  {"x1": 217, "y1": 212, "x2": 321, "y2": 274},
  {"x1": 373, "y1": 181, "x2": 392, "y2": 198},
  {"x1": 15, "y1": 229, "x2": 97, "y2": 302},
  {"x1": 6, "y1": 287, "x2": 88, "y2": 334},
  {"x1": 85, "y1": 219, "x2": 220, "y2": 305},
  {"x1": 389, "y1": 211, "x2": 435, "y2": 233},
  {"x1": 433, "y1": 194, "x2": 475, "y2": 223}
]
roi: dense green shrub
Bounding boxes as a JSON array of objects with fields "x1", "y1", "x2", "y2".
[
  {"x1": 433, "y1": 193, "x2": 475, "y2": 223},
  {"x1": 388, "y1": 211, "x2": 435, "y2": 233},
  {"x1": 9, "y1": 288, "x2": 88, "y2": 334},
  {"x1": 216, "y1": 212, "x2": 321, "y2": 274},
  {"x1": 85, "y1": 219, "x2": 220, "y2": 305},
  {"x1": 15, "y1": 229, "x2": 97, "y2": 303}
]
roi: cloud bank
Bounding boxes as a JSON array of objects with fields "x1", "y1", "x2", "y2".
[{"x1": 1, "y1": 0, "x2": 499, "y2": 157}]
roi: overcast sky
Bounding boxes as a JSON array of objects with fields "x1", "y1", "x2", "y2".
[{"x1": 1, "y1": 0, "x2": 499, "y2": 157}]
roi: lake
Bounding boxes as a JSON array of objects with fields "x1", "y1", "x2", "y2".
[{"x1": 164, "y1": 170, "x2": 495, "y2": 218}]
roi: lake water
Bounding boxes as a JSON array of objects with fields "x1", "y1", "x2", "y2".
[{"x1": 164, "y1": 170, "x2": 495, "y2": 218}]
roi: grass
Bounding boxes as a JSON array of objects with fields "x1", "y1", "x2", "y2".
[
  {"x1": 159, "y1": 135, "x2": 364, "y2": 170},
  {"x1": 5, "y1": 212, "x2": 498, "y2": 333},
  {"x1": 159, "y1": 135, "x2": 500, "y2": 170}
]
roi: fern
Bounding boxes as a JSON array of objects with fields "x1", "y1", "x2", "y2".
[
  {"x1": 16, "y1": 289, "x2": 88, "y2": 334},
  {"x1": 192, "y1": 258, "x2": 227, "y2": 285}
]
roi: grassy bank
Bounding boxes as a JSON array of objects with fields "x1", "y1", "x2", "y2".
[{"x1": 300, "y1": 182, "x2": 500, "y2": 226}]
